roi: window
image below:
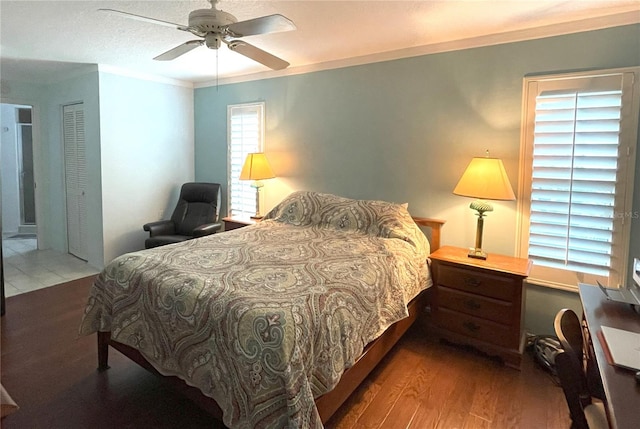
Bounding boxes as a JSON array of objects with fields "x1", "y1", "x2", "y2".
[
  {"x1": 227, "y1": 102, "x2": 265, "y2": 217},
  {"x1": 517, "y1": 68, "x2": 640, "y2": 290}
]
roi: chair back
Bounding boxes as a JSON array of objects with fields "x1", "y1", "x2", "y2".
[
  {"x1": 554, "y1": 309, "x2": 590, "y2": 395},
  {"x1": 555, "y1": 308, "x2": 584, "y2": 361},
  {"x1": 171, "y1": 183, "x2": 221, "y2": 236}
]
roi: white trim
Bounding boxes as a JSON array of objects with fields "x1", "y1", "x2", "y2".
[
  {"x1": 516, "y1": 66, "x2": 640, "y2": 289},
  {"x1": 525, "y1": 278, "x2": 580, "y2": 293},
  {"x1": 97, "y1": 64, "x2": 193, "y2": 88},
  {"x1": 0, "y1": 97, "x2": 45, "y2": 249},
  {"x1": 226, "y1": 102, "x2": 266, "y2": 217},
  {"x1": 616, "y1": 69, "x2": 640, "y2": 285},
  {"x1": 196, "y1": 10, "x2": 640, "y2": 89}
]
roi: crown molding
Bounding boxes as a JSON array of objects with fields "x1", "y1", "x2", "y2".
[
  {"x1": 195, "y1": 10, "x2": 640, "y2": 89},
  {"x1": 97, "y1": 64, "x2": 194, "y2": 88}
]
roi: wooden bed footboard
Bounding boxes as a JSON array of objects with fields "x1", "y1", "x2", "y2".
[{"x1": 95, "y1": 216, "x2": 445, "y2": 425}]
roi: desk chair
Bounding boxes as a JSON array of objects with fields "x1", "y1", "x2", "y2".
[{"x1": 554, "y1": 309, "x2": 608, "y2": 429}]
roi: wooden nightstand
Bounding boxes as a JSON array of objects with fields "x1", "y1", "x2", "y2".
[
  {"x1": 429, "y1": 246, "x2": 532, "y2": 369},
  {"x1": 222, "y1": 215, "x2": 259, "y2": 231}
]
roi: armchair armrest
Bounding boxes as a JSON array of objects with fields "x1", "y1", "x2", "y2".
[
  {"x1": 193, "y1": 222, "x2": 223, "y2": 237},
  {"x1": 143, "y1": 220, "x2": 175, "y2": 237}
]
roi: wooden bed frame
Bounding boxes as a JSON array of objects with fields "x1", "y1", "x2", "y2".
[{"x1": 96, "y1": 217, "x2": 445, "y2": 425}]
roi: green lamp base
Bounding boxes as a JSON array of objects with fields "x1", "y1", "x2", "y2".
[{"x1": 468, "y1": 247, "x2": 487, "y2": 260}]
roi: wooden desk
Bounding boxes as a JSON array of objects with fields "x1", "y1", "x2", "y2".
[{"x1": 578, "y1": 283, "x2": 640, "y2": 429}]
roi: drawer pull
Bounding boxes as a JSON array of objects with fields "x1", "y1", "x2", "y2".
[
  {"x1": 464, "y1": 277, "x2": 481, "y2": 287},
  {"x1": 463, "y1": 299, "x2": 481, "y2": 310},
  {"x1": 463, "y1": 321, "x2": 480, "y2": 333}
]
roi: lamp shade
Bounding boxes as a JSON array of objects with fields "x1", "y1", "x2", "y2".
[
  {"x1": 239, "y1": 153, "x2": 275, "y2": 181},
  {"x1": 453, "y1": 157, "x2": 515, "y2": 201}
]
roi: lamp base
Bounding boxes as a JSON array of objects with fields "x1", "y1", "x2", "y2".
[
  {"x1": 250, "y1": 214, "x2": 263, "y2": 220},
  {"x1": 468, "y1": 247, "x2": 487, "y2": 260}
]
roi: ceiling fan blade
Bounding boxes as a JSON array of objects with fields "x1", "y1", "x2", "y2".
[
  {"x1": 154, "y1": 40, "x2": 204, "y2": 61},
  {"x1": 226, "y1": 40, "x2": 290, "y2": 70},
  {"x1": 227, "y1": 14, "x2": 296, "y2": 37},
  {"x1": 99, "y1": 9, "x2": 189, "y2": 31}
]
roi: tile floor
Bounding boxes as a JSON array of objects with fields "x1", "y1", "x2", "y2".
[{"x1": 2, "y1": 234, "x2": 100, "y2": 297}]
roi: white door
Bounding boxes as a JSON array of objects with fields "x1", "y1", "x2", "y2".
[{"x1": 63, "y1": 103, "x2": 87, "y2": 260}]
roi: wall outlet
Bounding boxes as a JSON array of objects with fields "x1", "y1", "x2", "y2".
[{"x1": 525, "y1": 331, "x2": 537, "y2": 348}]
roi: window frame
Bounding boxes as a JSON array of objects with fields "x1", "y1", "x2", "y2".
[
  {"x1": 516, "y1": 67, "x2": 640, "y2": 291},
  {"x1": 227, "y1": 102, "x2": 265, "y2": 217}
]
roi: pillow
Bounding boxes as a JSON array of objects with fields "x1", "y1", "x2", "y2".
[
  {"x1": 264, "y1": 191, "x2": 430, "y2": 252},
  {"x1": 265, "y1": 191, "x2": 403, "y2": 232},
  {"x1": 315, "y1": 193, "x2": 405, "y2": 235},
  {"x1": 262, "y1": 191, "x2": 317, "y2": 226}
]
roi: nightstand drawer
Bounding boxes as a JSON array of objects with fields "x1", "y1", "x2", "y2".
[
  {"x1": 438, "y1": 286, "x2": 513, "y2": 324},
  {"x1": 435, "y1": 307, "x2": 513, "y2": 348},
  {"x1": 437, "y1": 264, "x2": 516, "y2": 301}
]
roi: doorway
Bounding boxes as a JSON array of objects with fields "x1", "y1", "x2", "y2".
[
  {"x1": 2, "y1": 102, "x2": 38, "y2": 301},
  {"x1": 1, "y1": 103, "x2": 37, "y2": 240},
  {"x1": 2, "y1": 101, "x2": 98, "y2": 299}
]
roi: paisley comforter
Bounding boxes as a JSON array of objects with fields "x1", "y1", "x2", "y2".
[{"x1": 79, "y1": 191, "x2": 432, "y2": 428}]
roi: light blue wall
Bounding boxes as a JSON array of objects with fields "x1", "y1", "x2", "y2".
[
  {"x1": 98, "y1": 72, "x2": 194, "y2": 264},
  {"x1": 195, "y1": 24, "x2": 640, "y2": 335},
  {"x1": 40, "y1": 69, "x2": 103, "y2": 268},
  {"x1": 2, "y1": 70, "x2": 103, "y2": 266},
  {"x1": 3, "y1": 70, "x2": 194, "y2": 269},
  {"x1": 1, "y1": 80, "x2": 47, "y2": 245}
]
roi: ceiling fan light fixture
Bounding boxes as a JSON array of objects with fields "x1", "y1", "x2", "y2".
[
  {"x1": 99, "y1": 0, "x2": 296, "y2": 70},
  {"x1": 205, "y1": 33, "x2": 223, "y2": 49}
]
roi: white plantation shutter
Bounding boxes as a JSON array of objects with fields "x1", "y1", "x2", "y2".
[
  {"x1": 227, "y1": 103, "x2": 264, "y2": 216},
  {"x1": 530, "y1": 89, "x2": 622, "y2": 275},
  {"x1": 518, "y1": 69, "x2": 639, "y2": 289}
]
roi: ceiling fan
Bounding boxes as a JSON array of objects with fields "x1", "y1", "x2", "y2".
[{"x1": 99, "y1": 0, "x2": 296, "y2": 70}]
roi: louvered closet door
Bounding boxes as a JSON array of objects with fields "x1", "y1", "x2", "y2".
[{"x1": 63, "y1": 103, "x2": 88, "y2": 260}]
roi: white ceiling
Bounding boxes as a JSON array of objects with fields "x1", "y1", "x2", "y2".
[{"x1": 1, "y1": 1, "x2": 639, "y2": 86}]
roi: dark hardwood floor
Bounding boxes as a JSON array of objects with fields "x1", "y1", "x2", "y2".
[{"x1": 0, "y1": 276, "x2": 570, "y2": 428}]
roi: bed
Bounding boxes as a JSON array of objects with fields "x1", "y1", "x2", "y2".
[{"x1": 79, "y1": 191, "x2": 444, "y2": 428}]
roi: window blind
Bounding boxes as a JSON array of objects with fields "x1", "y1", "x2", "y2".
[
  {"x1": 518, "y1": 68, "x2": 639, "y2": 289},
  {"x1": 227, "y1": 103, "x2": 264, "y2": 216},
  {"x1": 529, "y1": 89, "x2": 622, "y2": 277}
]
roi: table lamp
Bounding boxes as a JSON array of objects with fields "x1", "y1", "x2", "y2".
[
  {"x1": 453, "y1": 153, "x2": 515, "y2": 259},
  {"x1": 239, "y1": 152, "x2": 275, "y2": 219}
]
